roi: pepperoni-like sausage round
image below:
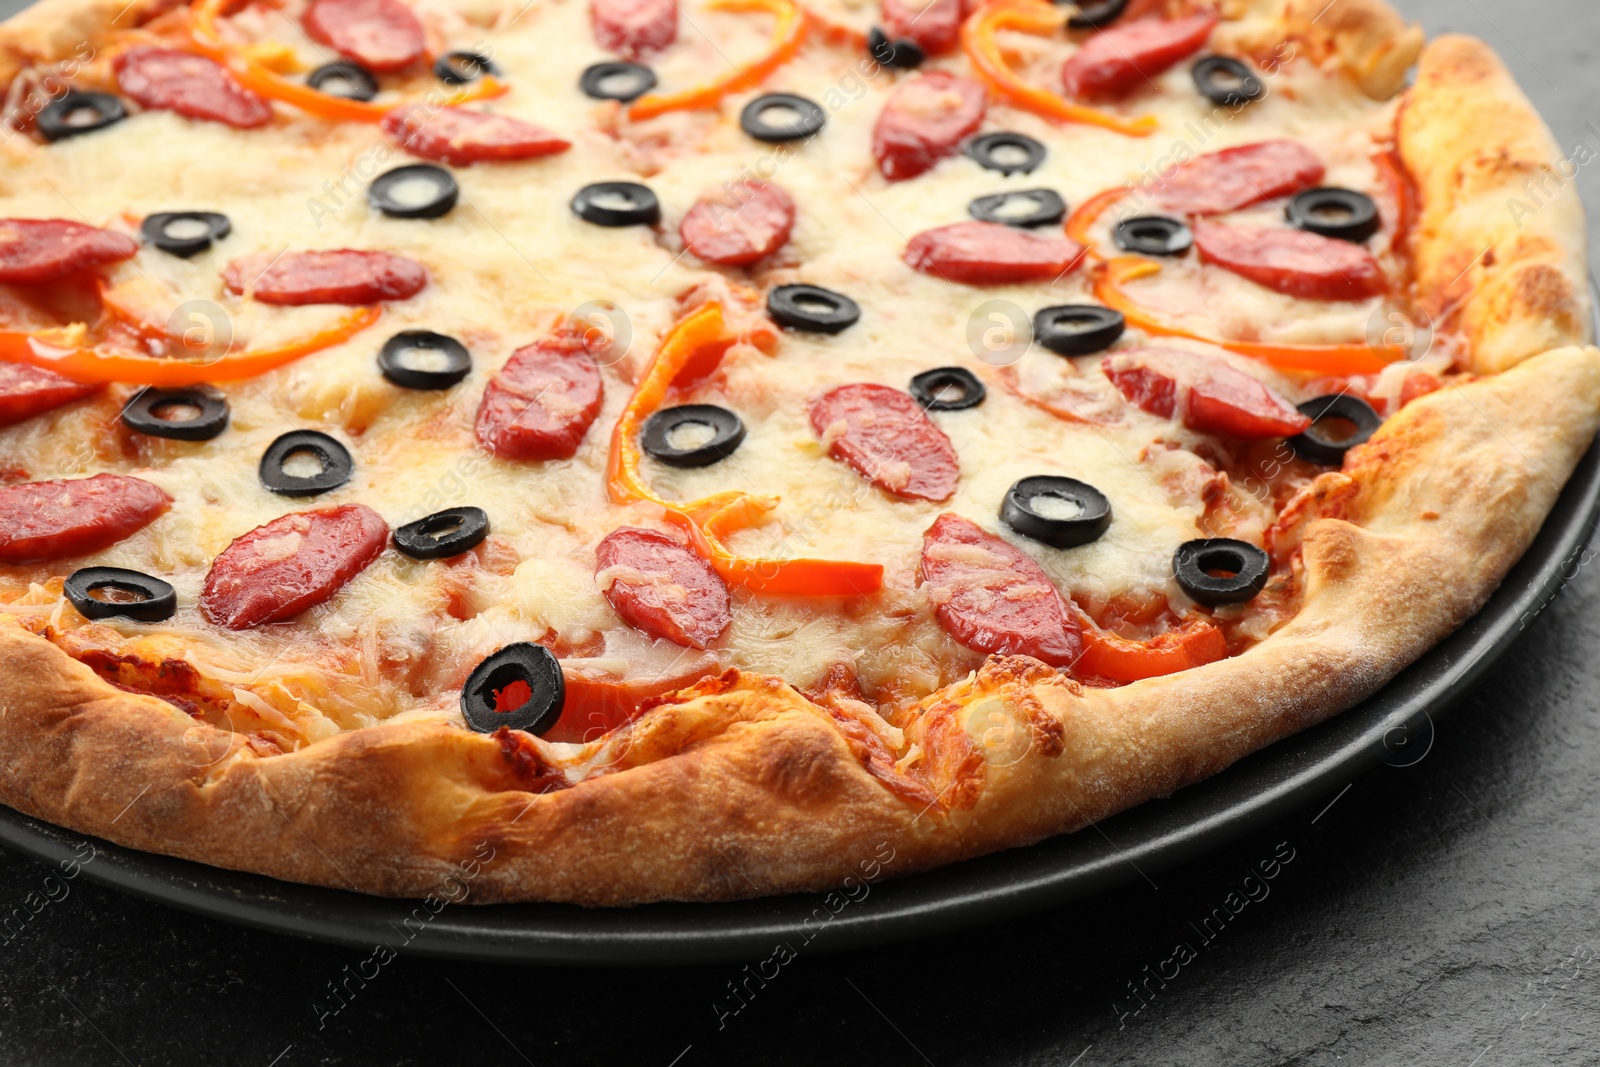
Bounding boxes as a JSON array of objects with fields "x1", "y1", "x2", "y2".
[
  {"x1": 872, "y1": 71, "x2": 986, "y2": 182},
  {"x1": 0, "y1": 474, "x2": 171, "y2": 563},
  {"x1": 0, "y1": 219, "x2": 137, "y2": 285},
  {"x1": 591, "y1": 0, "x2": 678, "y2": 58},
  {"x1": 919, "y1": 513, "x2": 1082, "y2": 666},
  {"x1": 881, "y1": 0, "x2": 961, "y2": 55},
  {"x1": 1103, "y1": 349, "x2": 1312, "y2": 439},
  {"x1": 903, "y1": 221, "x2": 1086, "y2": 286},
  {"x1": 0, "y1": 364, "x2": 102, "y2": 428},
  {"x1": 1061, "y1": 12, "x2": 1217, "y2": 99},
  {"x1": 595, "y1": 526, "x2": 731, "y2": 649},
  {"x1": 304, "y1": 0, "x2": 425, "y2": 72},
  {"x1": 679, "y1": 180, "x2": 796, "y2": 267},
  {"x1": 474, "y1": 335, "x2": 604, "y2": 461},
  {"x1": 113, "y1": 47, "x2": 272, "y2": 129},
  {"x1": 1192, "y1": 221, "x2": 1387, "y2": 301},
  {"x1": 810, "y1": 383, "x2": 959, "y2": 502},
  {"x1": 223, "y1": 250, "x2": 428, "y2": 305},
  {"x1": 201, "y1": 505, "x2": 388, "y2": 629},
  {"x1": 1151, "y1": 140, "x2": 1325, "y2": 217},
  {"x1": 381, "y1": 106, "x2": 572, "y2": 166}
]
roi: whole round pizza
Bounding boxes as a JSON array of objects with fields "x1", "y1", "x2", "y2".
[{"x1": 0, "y1": 0, "x2": 1592, "y2": 906}]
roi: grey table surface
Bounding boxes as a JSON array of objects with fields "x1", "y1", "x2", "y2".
[{"x1": 1, "y1": 1, "x2": 1598, "y2": 1064}]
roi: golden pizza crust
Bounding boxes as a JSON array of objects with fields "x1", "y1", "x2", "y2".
[
  {"x1": 0, "y1": 0, "x2": 176, "y2": 90},
  {"x1": 0, "y1": 0, "x2": 1595, "y2": 904},
  {"x1": 1400, "y1": 35, "x2": 1593, "y2": 374},
  {"x1": 3, "y1": 345, "x2": 1597, "y2": 904}
]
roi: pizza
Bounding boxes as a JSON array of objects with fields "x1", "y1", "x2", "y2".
[{"x1": 0, "y1": 0, "x2": 1593, "y2": 906}]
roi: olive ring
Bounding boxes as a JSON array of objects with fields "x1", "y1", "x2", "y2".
[
  {"x1": 641, "y1": 404, "x2": 747, "y2": 467},
  {"x1": 1001, "y1": 475, "x2": 1113, "y2": 549},
  {"x1": 909, "y1": 367, "x2": 986, "y2": 412},
  {"x1": 1174, "y1": 538, "x2": 1270, "y2": 605},
  {"x1": 121, "y1": 387, "x2": 230, "y2": 441},
  {"x1": 1033, "y1": 304, "x2": 1126, "y2": 357},
  {"x1": 64, "y1": 567, "x2": 177, "y2": 622},
  {"x1": 460, "y1": 642, "x2": 566, "y2": 736},
  {"x1": 1287, "y1": 393, "x2": 1383, "y2": 466},
  {"x1": 259, "y1": 430, "x2": 355, "y2": 496}
]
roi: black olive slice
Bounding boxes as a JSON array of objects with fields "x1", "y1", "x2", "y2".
[
  {"x1": 1192, "y1": 55, "x2": 1264, "y2": 107},
  {"x1": 394, "y1": 506, "x2": 490, "y2": 560},
  {"x1": 64, "y1": 567, "x2": 177, "y2": 623},
  {"x1": 571, "y1": 181, "x2": 661, "y2": 227},
  {"x1": 121, "y1": 387, "x2": 229, "y2": 441},
  {"x1": 460, "y1": 642, "x2": 565, "y2": 736},
  {"x1": 1001, "y1": 476, "x2": 1112, "y2": 549},
  {"x1": 1174, "y1": 538, "x2": 1269, "y2": 605},
  {"x1": 1065, "y1": 0, "x2": 1129, "y2": 29},
  {"x1": 306, "y1": 61, "x2": 379, "y2": 101},
  {"x1": 767, "y1": 284, "x2": 861, "y2": 334},
  {"x1": 641, "y1": 405, "x2": 746, "y2": 467},
  {"x1": 139, "y1": 211, "x2": 231, "y2": 258},
  {"x1": 37, "y1": 91, "x2": 126, "y2": 142},
  {"x1": 909, "y1": 367, "x2": 986, "y2": 411},
  {"x1": 259, "y1": 430, "x2": 354, "y2": 496},
  {"x1": 967, "y1": 188, "x2": 1067, "y2": 229},
  {"x1": 434, "y1": 50, "x2": 498, "y2": 85},
  {"x1": 867, "y1": 27, "x2": 925, "y2": 69},
  {"x1": 1287, "y1": 393, "x2": 1382, "y2": 466},
  {"x1": 1286, "y1": 187, "x2": 1381, "y2": 244},
  {"x1": 739, "y1": 93, "x2": 827, "y2": 143},
  {"x1": 579, "y1": 61, "x2": 657, "y2": 102},
  {"x1": 368, "y1": 164, "x2": 458, "y2": 220},
  {"x1": 1113, "y1": 215, "x2": 1193, "y2": 257},
  {"x1": 378, "y1": 330, "x2": 472, "y2": 390},
  {"x1": 1033, "y1": 304, "x2": 1125, "y2": 356},
  {"x1": 965, "y1": 131, "x2": 1046, "y2": 176}
]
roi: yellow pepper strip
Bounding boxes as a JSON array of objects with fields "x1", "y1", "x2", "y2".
[
  {"x1": 961, "y1": 0, "x2": 1158, "y2": 138},
  {"x1": 1095, "y1": 258, "x2": 1398, "y2": 375},
  {"x1": 627, "y1": 0, "x2": 807, "y2": 121},
  {"x1": 189, "y1": 0, "x2": 506, "y2": 123}
]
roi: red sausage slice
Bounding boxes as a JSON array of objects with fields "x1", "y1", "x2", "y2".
[
  {"x1": 0, "y1": 219, "x2": 137, "y2": 285},
  {"x1": 304, "y1": 0, "x2": 425, "y2": 72},
  {"x1": 223, "y1": 250, "x2": 428, "y2": 305},
  {"x1": 810, "y1": 383, "x2": 959, "y2": 502},
  {"x1": 201, "y1": 505, "x2": 388, "y2": 629},
  {"x1": 0, "y1": 364, "x2": 102, "y2": 427},
  {"x1": 0, "y1": 474, "x2": 171, "y2": 563},
  {"x1": 872, "y1": 70, "x2": 986, "y2": 182},
  {"x1": 881, "y1": 0, "x2": 961, "y2": 55},
  {"x1": 113, "y1": 47, "x2": 272, "y2": 129},
  {"x1": 903, "y1": 221, "x2": 1085, "y2": 285},
  {"x1": 475, "y1": 335, "x2": 604, "y2": 461},
  {"x1": 919, "y1": 513, "x2": 1082, "y2": 667},
  {"x1": 381, "y1": 105, "x2": 571, "y2": 166},
  {"x1": 1151, "y1": 140, "x2": 1326, "y2": 217},
  {"x1": 1103, "y1": 349, "x2": 1311, "y2": 439},
  {"x1": 679, "y1": 180, "x2": 796, "y2": 267},
  {"x1": 592, "y1": 0, "x2": 678, "y2": 58},
  {"x1": 595, "y1": 527, "x2": 730, "y2": 649},
  {"x1": 1193, "y1": 221, "x2": 1387, "y2": 301},
  {"x1": 1061, "y1": 12, "x2": 1217, "y2": 99}
]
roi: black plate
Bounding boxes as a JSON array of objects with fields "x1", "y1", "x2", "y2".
[{"x1": 4, "y1": 409, "x2": 1599, "y2": 968}]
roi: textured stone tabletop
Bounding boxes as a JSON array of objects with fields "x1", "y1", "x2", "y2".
[{"x1": 1, "y1": 1, "x2": 1597, "y2": 1064}]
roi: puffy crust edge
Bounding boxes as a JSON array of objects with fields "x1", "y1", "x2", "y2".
[
  {"x1": 0, "y1": 0, "x2": 177, "y2": 92},
  {"x1": 1399, "y1": 34, "x2": 1593, "y2": 374},
  {"x1": 2, "y1": 346, "x2": 1597, "y2": 904}
]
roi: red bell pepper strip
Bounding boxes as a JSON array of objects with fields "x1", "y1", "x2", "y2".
[
  {"x1": 961, "y1": 0, "x2": 1157, "y2": 138},
  {"x1": 1074, "y1": 614, "x2": 1227, "y2": 682},
  {"x1": 627, "y1": 0, "x2": 807, "y2": 121}
]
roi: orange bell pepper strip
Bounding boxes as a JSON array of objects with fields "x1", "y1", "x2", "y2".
[
  {"x1": 188, "y1": 0, "x2": 506, "y2": 123},
  {"x1": 1064, "y1": 184, "x2": 1130, "y2": 256},
  {"x1": 607, "y1": 302, "x2": 884, "y2": 596},
  {"x1": 961, "y1": 0, "x2": 1157, "y2": 138},
  {"x1": 1094, "y1": 257, "x2": 1398, "y2": 375},
  {"x1": 0, "y1": 307, "x2": 380, "y2": 386},
  {"x1": 627, "y1": 0, "x2": 807, "y2": 121},
  {"x1": 1074, "y1": 615, "x2": 1228, "y2": 683}
]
